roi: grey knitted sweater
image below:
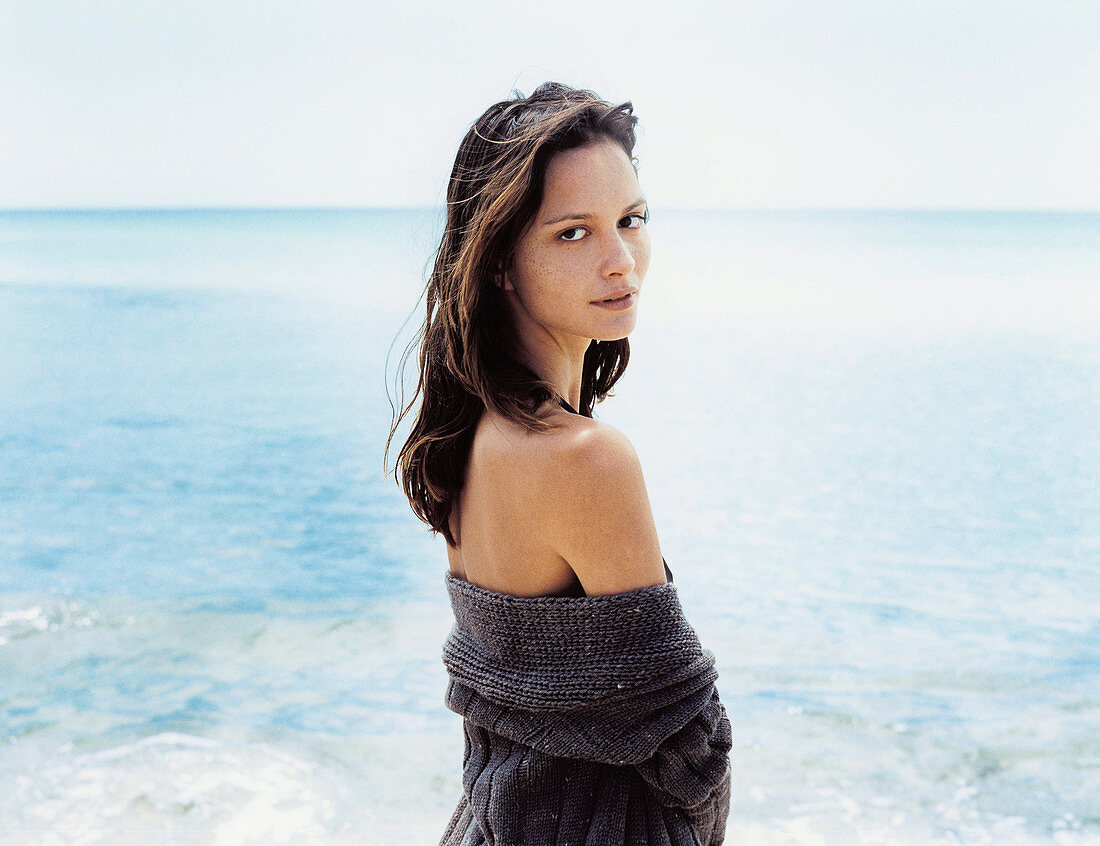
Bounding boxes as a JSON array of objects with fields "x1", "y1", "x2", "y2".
[{"x1": 439, "y1": 565, "x2": 732, "y2": 846}]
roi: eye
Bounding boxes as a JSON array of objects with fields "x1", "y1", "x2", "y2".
[
  {"x1": 558, "y1": 226, "x2": 587, "y2": 242},
  {"x1": 620, "y1": 211, "x2": 649, "y2": 229}
]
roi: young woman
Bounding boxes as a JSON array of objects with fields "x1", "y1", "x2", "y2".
[{"x1": 387, "y1": 82, "x2": 731, "y2": 846}]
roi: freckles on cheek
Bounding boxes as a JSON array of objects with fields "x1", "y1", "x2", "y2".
[{"x1": 524, "y1": 255, "x2": 557, "y2": 291}]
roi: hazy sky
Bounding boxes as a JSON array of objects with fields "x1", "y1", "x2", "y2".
[{"x1": 3, "y1": 0, "x2": 1098, "y2": 209}]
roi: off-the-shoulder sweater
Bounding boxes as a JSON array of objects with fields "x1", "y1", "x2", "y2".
[{"x1": 438, "y1": 560, "x2": 732, "y2": 846}]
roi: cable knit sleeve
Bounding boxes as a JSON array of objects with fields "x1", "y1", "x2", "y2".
[{"x1": 632, "y1": 686, "x2": 733, "y2": 845}]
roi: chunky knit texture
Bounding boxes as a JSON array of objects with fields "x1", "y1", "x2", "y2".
[{"x1": 439, "y1": 567, "x2": 732, "y2": 846}]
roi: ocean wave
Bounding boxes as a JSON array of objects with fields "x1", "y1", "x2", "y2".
[{"x1": 1, "y1": 732, "x2": 362, "y2": 846}]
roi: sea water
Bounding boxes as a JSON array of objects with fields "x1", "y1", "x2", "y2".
[{"x1": 0, "y1": 208, "x2": 1097, "y2": 844}]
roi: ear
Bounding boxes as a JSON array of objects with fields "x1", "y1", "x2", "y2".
[{"x1": 497, "y1": 257, "x2": 516, "y2": 292}]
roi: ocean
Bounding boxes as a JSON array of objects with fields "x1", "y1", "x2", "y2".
[{"x1": 1, "y1": 208, "x2": 1097, "y2": 844}]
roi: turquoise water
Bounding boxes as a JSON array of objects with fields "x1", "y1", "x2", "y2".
[{"x1": 1, "y1": 209, "x2": 1097, "y2": 844}]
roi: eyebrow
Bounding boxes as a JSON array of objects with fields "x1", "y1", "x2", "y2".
[{"x1": 540, "y1": 198, "x2": 647, "y2": 227}]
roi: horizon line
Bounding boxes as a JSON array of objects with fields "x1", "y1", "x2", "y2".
[{"x1": 1, "y1": 204, "x2": 1098, "y2": 215}]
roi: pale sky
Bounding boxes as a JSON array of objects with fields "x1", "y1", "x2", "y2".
[{"x1": 2, "y1": 0, "x2": 1098, "y2": 210}]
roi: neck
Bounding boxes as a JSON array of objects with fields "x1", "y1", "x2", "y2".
[{"x1": 507, "y1": 339, "x2": 588, "y2": 414}]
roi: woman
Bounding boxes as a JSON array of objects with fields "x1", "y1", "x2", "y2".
[{"x1": 387, "y1": 82, "x2": 731, "y2": 846}]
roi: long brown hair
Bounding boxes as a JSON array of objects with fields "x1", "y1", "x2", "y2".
[{"x1": 385, "y1": 82, "x2": 641, "y2": 547}]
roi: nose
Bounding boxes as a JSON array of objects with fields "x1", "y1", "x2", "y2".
[{"x1": 601, "y1": 231, "x2": 636, "y2": 278}]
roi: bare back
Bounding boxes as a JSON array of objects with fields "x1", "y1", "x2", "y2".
[
  {"x1": 446, "y1": 400, "x2": 667, "y2": 598},
  {"x1": 446, "y1": 402, "x2": 583, "y2": 596}
]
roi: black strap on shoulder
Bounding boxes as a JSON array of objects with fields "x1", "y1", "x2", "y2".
[{"x1": 558, "y1": 396, "x2": 582, "y2": 416}]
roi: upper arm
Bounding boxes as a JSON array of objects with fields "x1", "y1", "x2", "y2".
[{"x1": 544, "y1": 422, "x2": 666, "y2": 597}]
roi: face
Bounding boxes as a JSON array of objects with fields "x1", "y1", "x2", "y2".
[{"x1": 502, "y1": 138, "x2": 650, "y2": 346}]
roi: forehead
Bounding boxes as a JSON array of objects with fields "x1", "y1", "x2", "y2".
[{"x1": 539, "y1": 139, "x2": 639, "y2": 207}]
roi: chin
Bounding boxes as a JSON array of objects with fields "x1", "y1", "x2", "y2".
[{"x1": 592, "y1": 323, "x2": 637, "y2": 343}]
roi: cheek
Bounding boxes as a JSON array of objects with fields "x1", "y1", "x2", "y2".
[
  {"x1": 634, "y1": 236, "x2": 652, "y2": 278},
  {"x1": 510, "y1": 251, "x2": 562, "y2": 306},
  {"x1": 523, "y1": 248, "x2": 570, "y2": 291}
]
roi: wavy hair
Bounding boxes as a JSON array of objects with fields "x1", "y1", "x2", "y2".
[{"x1": 385, "y1": 82, "x2": 641, "y2": 547}]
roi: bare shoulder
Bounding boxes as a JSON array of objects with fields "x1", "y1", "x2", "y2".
[{"x1": 541, "y1": 416, "x2": 667, "y2": 596}]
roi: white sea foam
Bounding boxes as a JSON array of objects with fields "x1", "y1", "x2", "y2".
[{"x1": 3, "y1": 733, "x2": 365, "y2": 846}]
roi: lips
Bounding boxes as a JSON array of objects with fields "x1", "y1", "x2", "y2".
[
  {"x1": 595, "y1": 289, "x2": 636, "y2": 303},
  {"x1": 593, "y1": 291, "x2": 636, "y2": 311}
]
